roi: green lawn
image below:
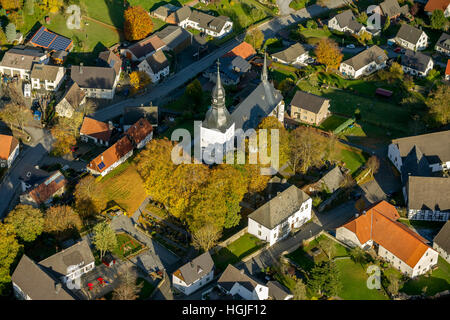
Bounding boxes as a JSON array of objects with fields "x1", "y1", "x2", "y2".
[
  {"x1": 113, "y1": 233, "x2": 145, "y2": 259},
  {"x1": 212, "y1": 233, "x2": 265, "y2": 270},
  {"x1": 137, "y1": 277, "x2": 156, "y2": 300},
  {"x1": 336, "y1": 259, "x2": 389, "y2": 300},
  {"x1": 338, "y1": 148, "x2": 367, "y2": 174},
  {"x1": 401, "y1": 257, "x2": 450, "y2": 296},
  {"x1": 320, "y1": 114, "x2": 349, "y2": 132},
  {"x1": 289, "y1": 0, "x2": 316, "y2": 10}
]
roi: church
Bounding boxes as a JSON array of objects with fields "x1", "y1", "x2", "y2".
[{"x1": 200, "y1": 54, "x2": 285, "y2": 155}]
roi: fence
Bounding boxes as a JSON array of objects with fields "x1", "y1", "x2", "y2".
[{"x1": 212, "y1": 227, "x2": 248, "y2": 253}]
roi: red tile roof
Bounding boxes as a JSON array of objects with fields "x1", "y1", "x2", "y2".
[
  {"x1": 125, "y1": 118, "x2": 153, "y2": 145},
  {"x1": 224, "y1": 42, "x2": 256, "y2": 60},
  {"x1": 88, "y1": 136, "x2": 134, "y2": 173},
  {"x1": 28, "y1": 171, "x2": 67, "y2": 205},
  {"x1": 341, "y1": 201, "x2": 431, "y2": 268},
  {"x1": 446, "y1": 59, "x2": 450, "y2": 76},
  {"x1": 0, "y1": 134, "x2": 19, "y2": 160},
  {"x1": 80, "y1": 117, "x2": 112, "y2": 143},
  {"x1": 424, "y1": 0, "x2": 450, "y2": 12}
]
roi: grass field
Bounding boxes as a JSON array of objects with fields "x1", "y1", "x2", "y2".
[
  {"x1": 320, "y1": 114, "x2": 349, "y2": 132},
  {"x1": 401, "y1": 257, "x2": 450, "y2": 296},
  {"x1": 113, "y1": 232, "x2": 145, "y2": 259},
  {"x1": 137, "y1": 277, "x2": 156, "y2": 300},
  {"x1": 338, "y1": 147, "x2": 368, "y2": 174},
  {"x1": 212, "y1": 233, "x2": 265, "y2": 270},
  {"x1": 289, "y1": 0, "x2": 316, "y2": 10}
]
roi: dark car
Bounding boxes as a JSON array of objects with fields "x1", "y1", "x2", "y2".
[{"x1": 394, "y1": 47, "x2": 401, "y2": 53}]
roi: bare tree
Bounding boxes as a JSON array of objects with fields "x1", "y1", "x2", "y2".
[
  {"x1": 112, "y1": 268, "x2": 143, "y2": 300},
  {"x1": 191, "y1": 223, "x2": 222, "y2": 252},
  {"x1": 366, "y1": 155, "x2": 380, "y2": 178},
  {"x1": 0, "y1": 103, "x2": 33, "y2": 133}
]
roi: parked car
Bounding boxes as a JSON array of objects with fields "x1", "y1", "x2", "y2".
[
  {"x1": 346, "y1": 44, "x2": 355, "y2": 49},
  {"x1": 394, "y1": 47, "x2": 402, "y2": 53}
]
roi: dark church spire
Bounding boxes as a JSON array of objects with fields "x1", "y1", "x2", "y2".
[
  {"x1": 261, "y1": 52, "x2": 268, "y2": 82},
  {"x1": 212, "y1": 59, "x2": 225, "y2": 109}
]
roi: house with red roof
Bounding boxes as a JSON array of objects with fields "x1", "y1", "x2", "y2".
[
  {"x1": 224, "y1": 42, "x2": 256, "y2": 60},
  {"x1": 0, "y1": 134, "x2": 19, "y2": 168},
  {"x1": 446, "y1": 59, "x2": 450, "y2": 80},
  {"x1": 424, "y1": 0, "x2": 450, "y2": 17},
  {"x1": 336, "y1": 201, "x2": 439, "y2": 277},
  {"x1": 80, "y1": 117, "x2": 113, "y2": 146},
  {"x1": 125, "y1": 118, "x2": 154, "y2": 149},
  {"x1": 20, "y1": 170, "x2": 67, "y2": 207}
]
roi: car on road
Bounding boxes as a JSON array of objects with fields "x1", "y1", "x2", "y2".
[{"x1": 346, "y1": 44, "x2": 355, "y2": 49}]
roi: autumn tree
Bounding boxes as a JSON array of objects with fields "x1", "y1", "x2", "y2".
[
  {"x1": 426, "y1": 84, "x2": 450, "y2": 126},
  {"x1": 5, "y1": 205, "x2": 44, "y2": 242},
  {"x1": 74, "y1": 175, "x2": 105, "y2": 218},
  {"x1": 124, "y1": 6, "x2": 154, "y2": 41},
  {"x1": 314, "y1": 39, "x2": 343, "y2": 72},
  {"x1": 288, "y1": 126, "x2": 327, "y2": 174},
  {"x1": 356, "y1": 30, "x2": 372, "y2": 45},
  {"x1": 44, "y1": 205, "x2": 82, "y2": 235},
  {"x1": 0, "y1": 103, "x2": 33, "y2": 133},
  {"x1": 129, "y1": 71, "x2": 151, "y2": 94},
  {"x1": 112, "y1": 268, "x2": 143, "y2": 300},
  {"x1": 244, "y1": 28, "x2": 264, "y2": 50},
  {"x1": 257, "y1": 116, "x2": 290, "y2": 167},
  {"x1": 293, "y1": 278, "x2": 308, "y2": 300},
  {"x1": 92, "y1": 222, "x2": 117, "y2": 260},
  {"x1": 191, "y1": 223, "x2": 222, "y2": 252},
  {"x1": 0, "y1": 0, "x2": 22, "y2": 10},
  {"x1": 51, "y1": 112, "x2": 83, "y2": 155},
  {"x1": 366, "y1": 155, "x2": 380, "y2": 178},
  {"x1": 0, "y1": 223, "x2": 22, "y2": 295}
]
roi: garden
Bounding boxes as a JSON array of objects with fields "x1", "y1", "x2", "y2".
[{"x1": 113, "y1": 232, "x2": 147, "y2": 259}]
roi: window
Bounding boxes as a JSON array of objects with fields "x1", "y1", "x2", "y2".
[{"x1": 258, "y1": 231, "x2": 261, "y2": 236}]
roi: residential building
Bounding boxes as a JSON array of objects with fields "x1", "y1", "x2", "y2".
[
  {"x1": 155, "y1": 25, "x2": 192, "y2": 54},
  {"x1": 290, "y1": 90, "x2": 330, "y2": 125},
  {"x1": 308, "y1": 165, "x2": 347, "y2": 194},
  {"x1": 121, "y1": 34, "x2": 167, "y2": 61},
  {"x1": 20, "y1": 170, "x2": 67, "y2": 207},
  {"x1": 168, "y1": 6, "x2": 233, "y2": 38},
  {"x1": 122, "y1": 105, "x2": 159, "y2": 131},
  {"x1": 0, "y1": 46, "x2": 48, "y2": 80},
  {"x1": 424, "y1": 0, "x2": 450, "y2": 17},
  {"x1": 0, "y1": 134, "x2": 19, "y2": 168},
  {"x1": 172, "y1": 252, "x2": 215, "y2": 295},
  {"x1": 51, "y1": 50, "x2": 69, "y2": 65},
  {"x1": 125, "y1": 118, "x2": 154, "y2": 149},
  {"x1": 70, "y1": 65, "x2": 118, "y2": 99},
  {"x1": 29, "y1": 26, "x2": 73, "y2": 52},
  {"x1": 248, "y1": 185, "x2": 312, "y2": 246},
  {"x1": 406, "y1": 176, "x2": 450, "y2": 221},
  {"x1": 11, "y1": 255, "x2": 76, "y2": 300},
  {"x1": 97, "y1": 50, "x2": 122, "y2": 83},
  {"x1": 138, "y1": 50, "x2": 170, "y2": 83},
  {"x1": 446, "y1": 60, "x2": 450, "y2": 80},
  {"x1": 271, "y1": 43, "x2": 310, "y2": 65},
  {"x1": 217, "y1": 265, "x2": 269, "y2": 300},
  {"x1": 388, "y1": 130, "x2": 450, "y2": 174},
  {"x1": 376, "y1": 0, "x2": 409, "y2": 19},
  {"x1": 55, "y1": 82, "x2": 87, "y2": 118},
  {"x1": 339, "y1": 45, "x2": 388, "y2": 79},
  {"x1": 401, "y1": 49, "x2": 433, "y2": 76},
  {"x1": 435, "y1": 33, "x2": 450, "y2": 56},
  {"x1": 336, "y1": 201, "x2": 439, "y2": 277},
  {"x1": 203, "y1": 55, "x2": 251, "y2": 85},
  {"x1": 200, "y1": 55, "x2": 284, "y2": 153},
  {"x1": 433, "y1": 221, "x2": 450, "y2": 263},
  {"x1": 151, "y1": 3, "x2": 180, "y2": 21},
  {"x1": 224, "y1": 41, "x2": 256, "y2": 60},
  {"x1": 267, "y1": 281, "x2": 293, "y2": 300},
  {"x1": 328, "y1": 10, "x2": 366, "y2": 35},
  {"x1": 79, "y1": 117, "x2": 113, "y2": 146},
  {"x1": 395, "y1": 24, "x2": 428, "y2": 51},
  {"x1": 87, "y1": 136, "x2": 134, "y2": 176},
  {"x1": 30, "y1": 64, "x2": 65, "y2": 91}
]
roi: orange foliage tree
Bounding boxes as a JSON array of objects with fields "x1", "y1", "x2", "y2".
[
  {"x1": 314, "y1": 38, "x2": 343, "y2": 72},
  {"x1": 124, "y1": 6, "x2": 154, "y2": 41}
]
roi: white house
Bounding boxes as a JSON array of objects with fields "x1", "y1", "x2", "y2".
[
  {"x1": 271, "y1": 43, "x2": 309, "y2": 65},
  {"x1": 401, "y1": 49, "x2": 434, "y2": 77},
  {"x1": 79, "y1": 117, "x2": 113, "y2": 146},
  {"x1": 339, "y1": 45, "x2": 388, "y2": 79},
  {"x1": 328, "y1": 10, "x2": 366, "y2": 35},
  {"x1": 30, "y1": 64, "x2": 65, "y2": 91},
  {"x1": 0, "y1": 46, "x2": 48, "y2": 80},
  {"x1": 138, "y1": 50, "x2": 170, "y2": 83},
  {"x1": 55, "y1": 82, "x2": 87, "y2": 118},
  {"x1": 217, "y1": 265, "x2": 269, "y2": 300},
  {"x1": 172, "y1": 252, "x2": 215, "y2": 295},
  {"x1": 0, "y1": 134, "x2": 19, "y2": 168},
  {"x1": 19, "y1": 170, "x2": 67, "y2": 207},
  {"x1": 248, "y1": 185, "x2": 312, "y2": 246},
  {"x1": 395, "y1": 24, "x2": 428, "y2": 51},
  {"x1": 70, "y1": 65, "x2": 118, "y2": 100},
  {"x1": 336, "y1": 201, "x2": 439, "y2": 278}
]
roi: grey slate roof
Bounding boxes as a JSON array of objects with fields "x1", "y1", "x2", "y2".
[
  {"x1": 435, "y1": 33, "x2": 450, "y2": 52},
  {"x1": 407, "y1": 176, "x2": 450, "y2": 212},
  {"x1": 267, "y1": 281, "x2": 292, "y2": 300},
  {"x1": 401, "y1": 49, "x2": 432, "y2": 72},
  {"x1": 319, "y1": 165, "x2": 346, "y2": 193},
  {"x1": 172, "y1": 6, "x2": 192, "y2": 23},
  {"x1": 434, "y1": 221, "x2": 450, "y2": 254},
  {"x1": 97, "y1": 50, "x2": 122, "y2": 76},
  {"x1": 400, "y1": 145, "x2": 431, "y2": 184},
  {"x1": 396, "y1": 24, "x2": 425, "y2": 45},
  {"x1": 272, "y1": 43, "x2": 307, "y2": 64},
  {"x1": 173, "y1": 252, "x2": 214, "y2": 285},
  {"x1": 380, "y1": 0, "x2": 403, "y2": 17},
  {"x1": 156, "y1": 25, "x2": 192, "y2": 51},
  {"x1": 19, "y1": 165, "x2": 52, "y2": 187},
  {"x1": 61, "y1": 82, "x2": 86, "y2": 109},
  {"x1": 218, "y1": 264, "x2": 263, "y2": 293},
  {"x1": 39, "y1": 240, "x2": 95, "y2": 278},
  {"x1": 230, "y1": 80, "x2": 283, "y2": 131},
  {"x1": 248, "y1": 185, "x2": 311, "y2": 229},
  {"x1": 145, "y1": 50, "x2": 169, "y2": 74},
  {"x1": 333, "y1": 9, "x2": 364, "y2": 32},
  {"x1": 392, "y1": 130, "x2": 450, "y2": 164},
  {"x1": 11, "y1": 255, "x2": 76, "y2": 300},
  {"x1": 123, "y1": 106, "x2": 158, "y2": 126},
  {"x1": 290, "y1": 90, "x2": 329, "y2": 114},
  {"x1": 71, "y1": 65, "x2": 116, "y2": 90},
  {"x1": 0, "y1": 46, "x2": 46, "y2": 70},
  {"x1": 189, "y1": 10, "x2": 230, "y2": 33},
  {"x1": 342, "y1": 45, "x2": 388, "y2": 71},
  {"x1": 30, "y1": 64, "x2": 63, "y2": 81}
]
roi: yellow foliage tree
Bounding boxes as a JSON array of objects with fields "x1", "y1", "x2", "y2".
[
  {"x1": 129, "y1": 71, "x2": 151, "y2": 94},
  {"x1": 124, "y1": 6, "x2": 154, "y2": 41},
  {"x1": 314, "y1": 38, "x2": 343, "y2": 72}
]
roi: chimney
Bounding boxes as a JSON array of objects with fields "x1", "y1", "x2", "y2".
[
  {"x1": 101, "y1": 155, "x2": 104, "y2": 161},
  {"x1": 108, "y1": 121, "x2": 114, "y2": 131},
  {"x1": 80, "y1": 63, "x2": 83, "y2": 74},
  {"x1": 55, "y1": 282, "x2": 62, "y2": 294}
]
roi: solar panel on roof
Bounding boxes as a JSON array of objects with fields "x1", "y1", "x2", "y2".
[
  {"x1": 50, "y1": 37, "x2": 72, "y2": 51},
  {"x1": 98, "y1": 162, "x2": 106, "y2": 170}
]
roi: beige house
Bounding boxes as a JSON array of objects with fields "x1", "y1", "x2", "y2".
[
  {"x1": 30, "y1": 64, "x2": 65, "y2": 91},
  {"x1": 55, "y1": 82, "x2": 87, "y2": 118},
  {"x1": 336, "y1": 201, "x2": 439, "y2": 278},
  {"x1": 290, "y1": 90, "x2": 330, "y2": 125}
]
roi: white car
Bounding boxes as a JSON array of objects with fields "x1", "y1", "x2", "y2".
[{"x1": 346, "y1": 44, "x2": 355, "y2": 49}]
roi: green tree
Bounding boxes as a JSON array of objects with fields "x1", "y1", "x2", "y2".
[
  {"x1": 44, "y1": 205, "x2": 82, "y2": 236},
  {"x1": 92, "y1": 222, "x2": 117, "y2": 260},
  {"x1": 5, "y1": 23, "x2": 16, "y2": 43},
  {"x1": 308, "y1": 260, "x2": 342, "y2": 298},
  {"x1": 185, "y1": 78, "x2": 203, "y2": 112},
  {"x1": 382, "y1": 16, "x2": 390, "y2": 31},
  {"x1": 25, "y1": 0, "x2": 35, "y2": 15},
  {"x1": 0, "y1": 223, "x2": 22, "y2": 295},
  {"x1": 426, "y1": 84, "x2": 450, "y2": 126},
  {"x1": 430, "y1": 9, "x2": 446, "y2": 29},
  {"x1": 244, "y1": 28, "x2": 264, "y2": 50},
  {"x1": 293, "y1": 278, "x2": 308, "y2": 300},
  {"x1": 5, "y1": 204, "x2": 44, "y2": 242},
  {"x1": 349, "y1": 247, "x2": 366, "y2": 265}
]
